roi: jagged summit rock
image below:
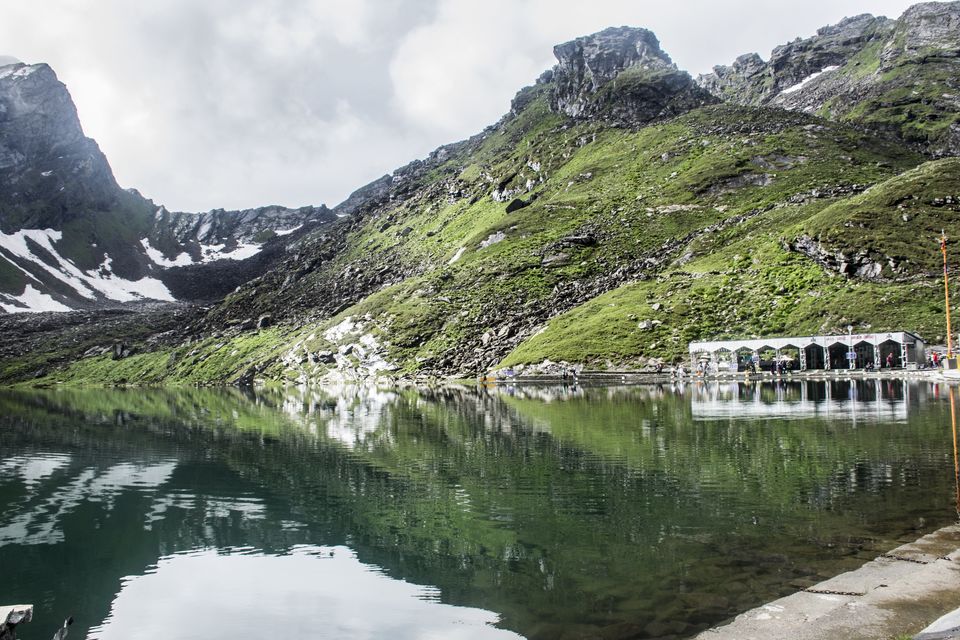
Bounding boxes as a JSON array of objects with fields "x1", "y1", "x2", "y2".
[
  {"x1": 697, "y1": 2, "x2": 960, "y2": 155},
  {"x1": 548, "y1": 26, "x2": 716, "y2": 126},
  {"x1": 0, "y1": 61, "x2": 120, "y2": 231},
  {"x1": 697, "y1": 14, "x2": 894, "y2": 106},
  {"x1": 550, "y1": 26, "x2": 673, "y2": 117},
  {"x1": 881, "y1": 1, "x2": 960, "y2": 67}
]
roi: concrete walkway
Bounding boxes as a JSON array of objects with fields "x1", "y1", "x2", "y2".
[
  {"x1": 695, "y1": 525, "x2": 960, "y2": 640},
  {"x1": 916, "y1": 606, "x2": 960, "y2": 639}
]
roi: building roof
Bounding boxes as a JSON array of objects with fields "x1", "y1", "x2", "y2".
[{"x1": 689, "y1": 331, "x2": 925, "y2": 354}]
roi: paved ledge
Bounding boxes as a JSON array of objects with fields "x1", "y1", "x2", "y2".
[{"x1": 695, "y1": 525, "x2": 960, "y2": 640}]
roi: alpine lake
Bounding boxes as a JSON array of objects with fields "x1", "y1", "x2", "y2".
[{"x1": 2, "y1": 379, "x2": 959, "y2": 640}]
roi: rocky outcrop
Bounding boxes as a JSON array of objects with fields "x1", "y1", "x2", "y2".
[
  {"x1": 698, "y1": 15, "x2": 894, "y2": 106},
  {"x1": 697, "y1": 4, "x2": 960, "y2": 155},
  {"x1": 153, "y1": 204, "x2": 332, "y2": 248},
  {"x1": 549, "y1": 27, "x2": 716, "y2": 126},
  {"x1": 0, "y1": 63, "x2": 120, "y2": 232},
  {"x1": 880, "y1": 1, "x2": 960, "y2": 67},
  {"x1": 789, "y1": 234, "x2": 898, "y2": 281},
  {"x1": 0, "y1": 61, "x2": 337, "y2": 312}
]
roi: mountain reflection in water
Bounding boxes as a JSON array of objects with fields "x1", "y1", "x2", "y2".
[{"x1": 0, "y1": 380, "x2": 957, "y2": 640}]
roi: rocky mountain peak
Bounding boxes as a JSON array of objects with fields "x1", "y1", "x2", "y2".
[
  {"x1": 697, "y1": 13, "x2": 894, "y2": 105},
  {"x1": 0, "y1": 61, "x2": 120, "y2": 232},
  {"x1": 814, "y1": 13, "x2": 881, "y2": 38},
  {"x1": 550, "y1": 27, "x2": 674, "y2": 118},
  {"x1": 0, "y1": 63, "x2": 86, "y2": 149},
  {"x1": 696, "y1": 2, "x2": 960, "y2": 155},
  {"x1": 547, "y1": 26, "x2": 714, "y2": 126},
  {"x1": 881, "y1": 1, "x2": 960, "y2": 67}
]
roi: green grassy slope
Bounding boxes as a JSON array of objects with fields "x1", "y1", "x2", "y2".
[
  {"x1": 14, "y1": 69, "x2": 953, "y2": 384},
  {"x1": 799, "y1": 158, "x2": 960, "y2": 276},
  {"x1": 268, "y1": 100, "x2": 924, "y2": 375}
]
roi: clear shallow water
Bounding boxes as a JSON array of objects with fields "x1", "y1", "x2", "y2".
[{"x1": 0, "y1": 380, "x2": 958, "y2": 640}]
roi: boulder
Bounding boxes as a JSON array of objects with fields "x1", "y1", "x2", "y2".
[
  {"x1": 541, "y1": 252, "x2": 571, "y2": 267},
  {"x1": 505, "y1": 198, "x2": 531, "y2": 213}
]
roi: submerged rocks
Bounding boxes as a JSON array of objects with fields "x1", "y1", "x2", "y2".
[{"x1": 1, "y1": 604, "x2": 33, "y2": 640}]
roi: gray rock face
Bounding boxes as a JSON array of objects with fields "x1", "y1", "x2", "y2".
[
  {"x1": 697, "y1": 3, "x2": 960, "y2": 156},
  {"x1": 549, "y1": 26, "x2": 716, "y2": 126},
  {"x1": 0, "y1": 63, "x2": 119, "y2": 232},
  {"x1": 551, "y1": 26, "x2": 672, "y2": 117},
  {"x1": 151, "y1": 203, "x2": 333, "y2": 251},
  {"x1": 697, "y1": 14, "x2": 894, "y2": 106},
  {"x1": 881, "y1": 1, "x2": 960, "y2": 67},
  {"x1": 790, "y1": 234, "x2": 892, "y2": 281},
  {"x1": 0, "y1": 61, "x2": 337, "y2": 312}
]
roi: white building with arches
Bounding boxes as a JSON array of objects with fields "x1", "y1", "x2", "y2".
[{"x1": 688, "y1": 331, "x2": 926, "y2": 372}]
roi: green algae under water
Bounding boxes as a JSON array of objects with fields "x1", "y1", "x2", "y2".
[{"x1": 1, "y1": 380, "x2": 958, "y2": 640}]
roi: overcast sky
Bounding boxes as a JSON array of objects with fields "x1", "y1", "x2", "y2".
[{"x1": 0, "y1": 0, "x2": 928, "y2": 212}]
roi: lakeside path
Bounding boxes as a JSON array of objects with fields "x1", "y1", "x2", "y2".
[{"x1": 695, "y1": 525, "x2": 960, "y2": 640}]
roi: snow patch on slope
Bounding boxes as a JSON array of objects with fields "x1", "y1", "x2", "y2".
[
  {"x1": 85, "y1": 255, "x2": 175, "y2": 303},
  {"x1": 780, "y1": 66, "x2": 840, "y2": 95},
  {"x1": 275, "y1": 225, "x2": 302, "y2": 236},
  {"x1": 448, "y1": 247, "x2": 466, "y2": 264},
  {"x1": 0, "y1": 228, "x2": 97, "y2": 298},
  {"x1": 141, "y1": 238, "x2": 193, "y2": 267},
  {"x1": 0, "y1": 63, "x2": 41, "y2": 81},
  {"x1": 0, "y1": 228, "x2": 175, "y2": 310},
  {"x1": 0, "y1": 284, "x2": 71, "y2": 313},
  {"x1": 199, "y1": 242, "x2": 263, "y2": 262}
]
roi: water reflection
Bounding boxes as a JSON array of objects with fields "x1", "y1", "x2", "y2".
[
  {"x1": 951, "y1": 387, "x2": 960, "y2": 519},
  {"x1": 690, "y1": 379, "x2": 918, "y2": 422},
  {"x1": 0, "y1": 381, "x2": 958, "y2": 640},
  {"x1": 0, "y1": 458, "x2": 177, "y2": 546},
  {"x1": 90, "y1": 546, "x2": 520, "y2": 640}
]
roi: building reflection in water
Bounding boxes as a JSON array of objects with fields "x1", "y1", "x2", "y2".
[{"x1": 689, "y1": 379, "x2": 923, "y2": 423}]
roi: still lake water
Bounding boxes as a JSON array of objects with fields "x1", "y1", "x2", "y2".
[{"x1": 1, "y1": 380, "x2": 958, "y2": 639}]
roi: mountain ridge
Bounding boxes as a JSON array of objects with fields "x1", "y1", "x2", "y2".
[
  {"x1": 2, "y1": 2, "x2": 959, "y2": 385},
  {"x1": 697, "y1": 1, "x2": 960, "y2": 155},
  {"x1": 0, "y1": 61, "x2": 337, "y2": 312}
]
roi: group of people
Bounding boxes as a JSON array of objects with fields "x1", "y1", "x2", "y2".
[{"x1": 663, "y1": 350, "x2": 948, "y2": 377}]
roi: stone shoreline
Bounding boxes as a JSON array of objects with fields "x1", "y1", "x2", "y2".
[{"x1": 694, "y1": 525, "x2": 960, "y2": 640}]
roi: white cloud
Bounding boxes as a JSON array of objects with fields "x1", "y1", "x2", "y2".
[{"x1": 0, "y1": 0, "x2": 929, "y2": 212}]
